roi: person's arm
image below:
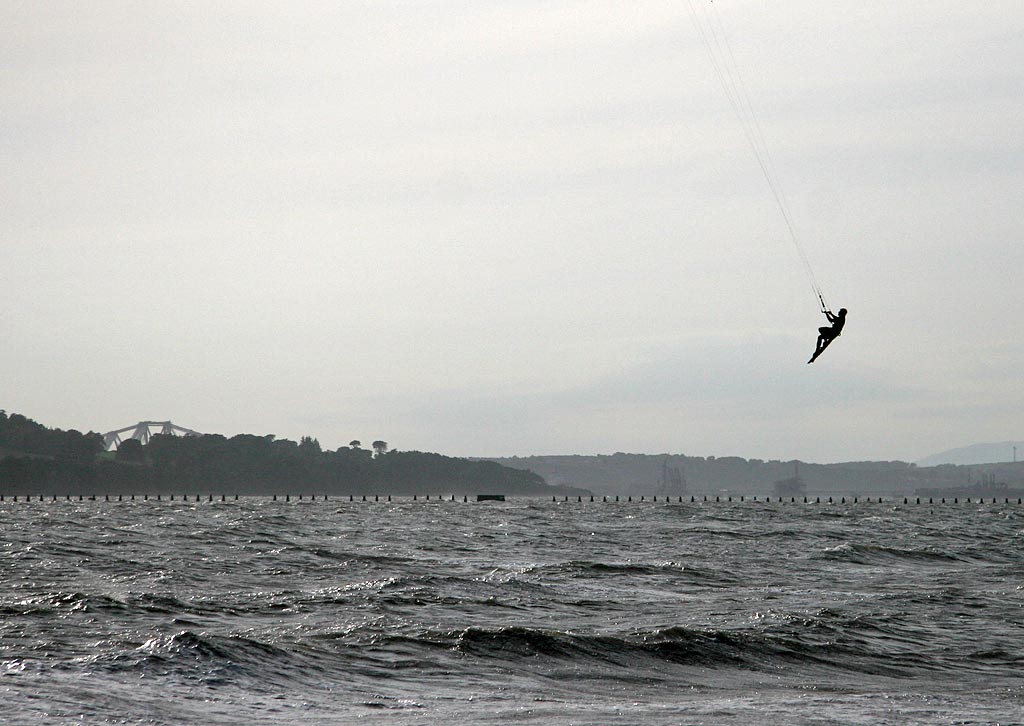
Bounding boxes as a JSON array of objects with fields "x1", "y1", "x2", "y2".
[{"x1": 825, "y1": 310, "x2": 837, "y2": 323}]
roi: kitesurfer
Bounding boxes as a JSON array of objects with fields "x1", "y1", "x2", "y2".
[{"x1": 808, "y1": 308, "x2": 847, "y2": 364}]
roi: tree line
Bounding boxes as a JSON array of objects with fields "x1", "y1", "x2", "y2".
[{"x1": 0, "y1": 411, "x2": 557, "y2": 497}]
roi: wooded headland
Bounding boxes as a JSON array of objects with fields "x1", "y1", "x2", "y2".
[{"x1": 0, "y1": 411, "x2": 584, "y2": 498}]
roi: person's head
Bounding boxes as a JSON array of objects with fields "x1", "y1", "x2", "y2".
[{"x1": 838, "y1": 308, "x2": 847, "y2": 317}]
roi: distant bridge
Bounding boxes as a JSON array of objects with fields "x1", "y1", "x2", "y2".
[{"x1": 103, "y1": 421, "x2": 203, "y2": 451}]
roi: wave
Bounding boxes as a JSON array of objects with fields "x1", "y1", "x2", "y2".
[
  {"x1": 521, "y1": 560, "x2": 740, "y2": 586},
  {"x1": 450, "y1": 623, "x2": 911, "y2": 677},
  {"x1": 813, "y1": 543, "x2": 965, "y2": 565},
  {"x1": 49, "y1": 615, "x2": 1018, "y2": 694},
  {"x1": 0, "y1": 591, "x2": 129, "y2": 616},
  {"x1": 98, "y1": 628, "x2": 460, "y2": 686},
  {"x1": 108, "y1": 630, "x2": 325, "y2": 687},
  {"x1": 0, "y1": 589, "x2": 295, "y2": 620}
]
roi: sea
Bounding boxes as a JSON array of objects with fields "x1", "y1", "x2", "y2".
[{"x1": 1, "y1": 496, "x2": 1021, "y2": 725}]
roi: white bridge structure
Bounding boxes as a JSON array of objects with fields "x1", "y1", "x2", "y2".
[{"x1": 103, "y1": 421, "x2": 203, "y2": 451}]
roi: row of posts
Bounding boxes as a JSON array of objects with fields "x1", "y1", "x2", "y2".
[
  {"x1": 0, "y1": 493, "x2": 1021, "y2": 505},
  {"x1": 0, "y1": 494, "x2": 471, "y2": 503},
  {"x1": 552, "y1": 494, "x2": 1024, "y2": 505}
]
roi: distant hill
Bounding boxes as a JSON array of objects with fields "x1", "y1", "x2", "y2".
[
  {"x1": 487, "y1": 453, "x2": 1024, "y2": 497},
  {"x1": 916, "y1": 442, "x2": 1023, "y2": 467},
  {"x1": 487, "y1": 453, "x2": 917, "y2": 497}
]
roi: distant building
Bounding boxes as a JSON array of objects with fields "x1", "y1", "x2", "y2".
[
  {"x1": 773, "y1": 462, "x2": 806, "y2": 497},
  {"x1": 916, "y1": 474, "x2": 1024, "y2": 499},
  {"x1": 656, "y1": 459, "x2": 687, "y2": 496}
]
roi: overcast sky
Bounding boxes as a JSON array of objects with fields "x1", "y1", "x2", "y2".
[{"x1": 3, "y1": 1, "x2": 1022, "y2": 463}]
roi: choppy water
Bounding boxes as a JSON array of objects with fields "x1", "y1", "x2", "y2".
[{"x1": 1, "y1": 498, "x2": 1022, "y2": 724}]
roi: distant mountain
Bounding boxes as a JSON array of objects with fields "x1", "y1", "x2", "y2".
[{"x1": 916, "y1": 442, "x2": 1023, "y2": 467}]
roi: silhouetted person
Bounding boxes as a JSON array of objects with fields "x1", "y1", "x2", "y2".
[{"x1": 808, "y1": 307, "x2": 847, "y2": 363}]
